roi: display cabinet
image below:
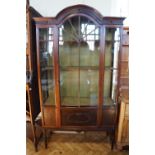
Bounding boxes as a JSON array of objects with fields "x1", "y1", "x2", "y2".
[
  {"x1": 34, "y1": 5, "x2": 125, "y2": 149},
  {"x1": 26, "y1": 0, "x2": 42, "y2": 151},
  {"x1": 26, "y1": 0, "x2": 41, "y2": 118}
]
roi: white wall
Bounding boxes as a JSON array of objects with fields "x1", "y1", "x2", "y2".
[{"x1": 30, "y1": 0, "x2": 129, "y2": 25}]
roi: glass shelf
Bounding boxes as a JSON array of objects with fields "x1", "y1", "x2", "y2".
[{"x1": 60, "y1": 66, "x2": 99, "y2": 71}]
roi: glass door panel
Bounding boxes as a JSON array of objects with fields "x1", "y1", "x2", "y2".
[
  {"x1": 60, "y1": 70, "x2": 79, "y2": 106},
  {"x1": 59, "y1": 16, "x2": 100, "y2": 106},
  {"x1": 103, "y1": 69, "x2": 118, "y2": 105},
  {"x1": 103, "y1": 27, "x2": 120, "y2": 105},
  {"x1": 80, "y1": 70, "x2": 98, "y2": 106},
  {"x1": 104, "y1": 28, "x2": 120, "y2": 68},
  {"x1": 39, "y1": 28, "x2": 55, "y2": 105}
]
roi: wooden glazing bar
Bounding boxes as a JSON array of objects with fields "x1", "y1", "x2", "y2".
[
  {"x1": 53, "y1": 26, "x2": 61, "y2": 128},
  {"x1": 36, "y1": 27, "x2": 45, "y2": 126},
  {"x1": 97, "y1": 25, "x2": 105, "y2": 127}
]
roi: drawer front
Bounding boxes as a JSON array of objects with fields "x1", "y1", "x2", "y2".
[{"x1": 61, "y1": 108, "x2": 97, "y2": 126}]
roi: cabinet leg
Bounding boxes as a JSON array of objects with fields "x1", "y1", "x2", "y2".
[
  {"x1": 111, "y1": 138, "x2": 114, "y2": 150},
  {"x1": 31, "y1": 123, "x2": 38, "y2": 152},
  {"x1": 44, "y1": 129, "x2": 48, "y2": 149},
  {"x1": 110, "y1": 129, "x2": 115, "y2": 150},
  {"x1": 34, "y1": 140, "x2": 38, "y2": 152}
]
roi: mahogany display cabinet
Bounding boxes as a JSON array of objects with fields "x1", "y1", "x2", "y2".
[
  {"x1": 26, "y1": 0, "x2": 42, "y2": 151},
  {"x1": 33, "y1": 4, "x2": 125, "y2": 149}
]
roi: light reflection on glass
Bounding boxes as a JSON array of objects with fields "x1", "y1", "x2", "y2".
[{"x1": 104, "y1": 28, "x2": 120, "y2": 105}]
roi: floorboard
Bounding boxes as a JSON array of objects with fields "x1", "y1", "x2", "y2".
[{"x1": 26, "y1": 131, "x2": 128, "y2": 155}]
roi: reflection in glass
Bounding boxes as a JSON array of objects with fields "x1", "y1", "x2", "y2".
[
  {"x1": 80, "y1": 70, "x2": 98, "y2": 106},
  {"x1": 103, "y1": 28, "x2": 120, "y2": 105},
  {"x1": 39, "y1": 28, "x2": 55, "y2": 105},
  {"x1": 59, "y1": 16, "x2": 100, "y2": 106},
  {"x1": 104, "y1": 70, "x2": 118, "y2": 105},
  {"x1": 60, "y1": 70, "x2": 79, "y2": 106},
  {"x1": 105, "y1": 28, "x2": 120, "y2": 68}
]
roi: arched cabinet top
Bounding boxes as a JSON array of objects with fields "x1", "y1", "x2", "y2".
[
  {"x1": 56, "y1": 4, "x2": 103, "y2": 25},
  {"x1": 34, "y1": 4, "x2": 125, "y2": 26}
]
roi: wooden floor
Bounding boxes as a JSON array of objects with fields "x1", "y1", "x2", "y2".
[{"x1": 26, "y1": 131, "x2": 128, "y2": 155}]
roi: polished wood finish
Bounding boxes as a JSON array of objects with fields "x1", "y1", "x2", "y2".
[
  {"x1": 102, "y1": 106, "x2": 116, "y2": 126},
  {"x1": 117, "y1": 99, "x2": 129, "y2": 149},
  {"x1": 97, "y1": 26, "x2": 105, "y2": 127},
  {"x1": 116, "y1": 27, "x2": 129, "y2": 149},
  {"x1": 26, "y1": 3, "x2": 42, "y2": 119},
  {"x1": 26, "y1": 83, "x2": 42, "y2": 152},
  {"x1": 119, "y1": 27, "x2": 129, "y2": 97},
  {"x1": 34, "y1": 4, "x2": 125, "y2": 150},
  {"x1": 26, "y1": 1, "x2": 42, "y2": 151},
  {"x1": 61, "y1": 107, "x2": 97, "y2": 126},
  {"x1": 53, "y1": 26, "x2": 61, "y2": 128},
  {"x1": 43, "y1": 106, "x2": 56, "y2": 127}
]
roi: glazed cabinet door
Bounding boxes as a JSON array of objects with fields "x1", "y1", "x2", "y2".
[
  {"x1": 102, "y1": 27, "x2": 121, "y2": 127},
  {"x1": 103, "y1": 27, "x2": 121, "y2": 105},
  {"x1": 37, "y1": 27, "x2": 56, "y2": 127},
  {"x1": 58, "y1": 16, "x2": 100, "y2": 126}
]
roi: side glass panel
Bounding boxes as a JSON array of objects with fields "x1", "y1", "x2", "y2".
[
  {"x1": 59, "y1": 16, "x2": 100, "y2": 106},
  {"x1": 39, "y1": 28, "x2": 55, "y2": 105},
  {"x1": 103, "y1": 28, "x2": 120, "y2": 105}
]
